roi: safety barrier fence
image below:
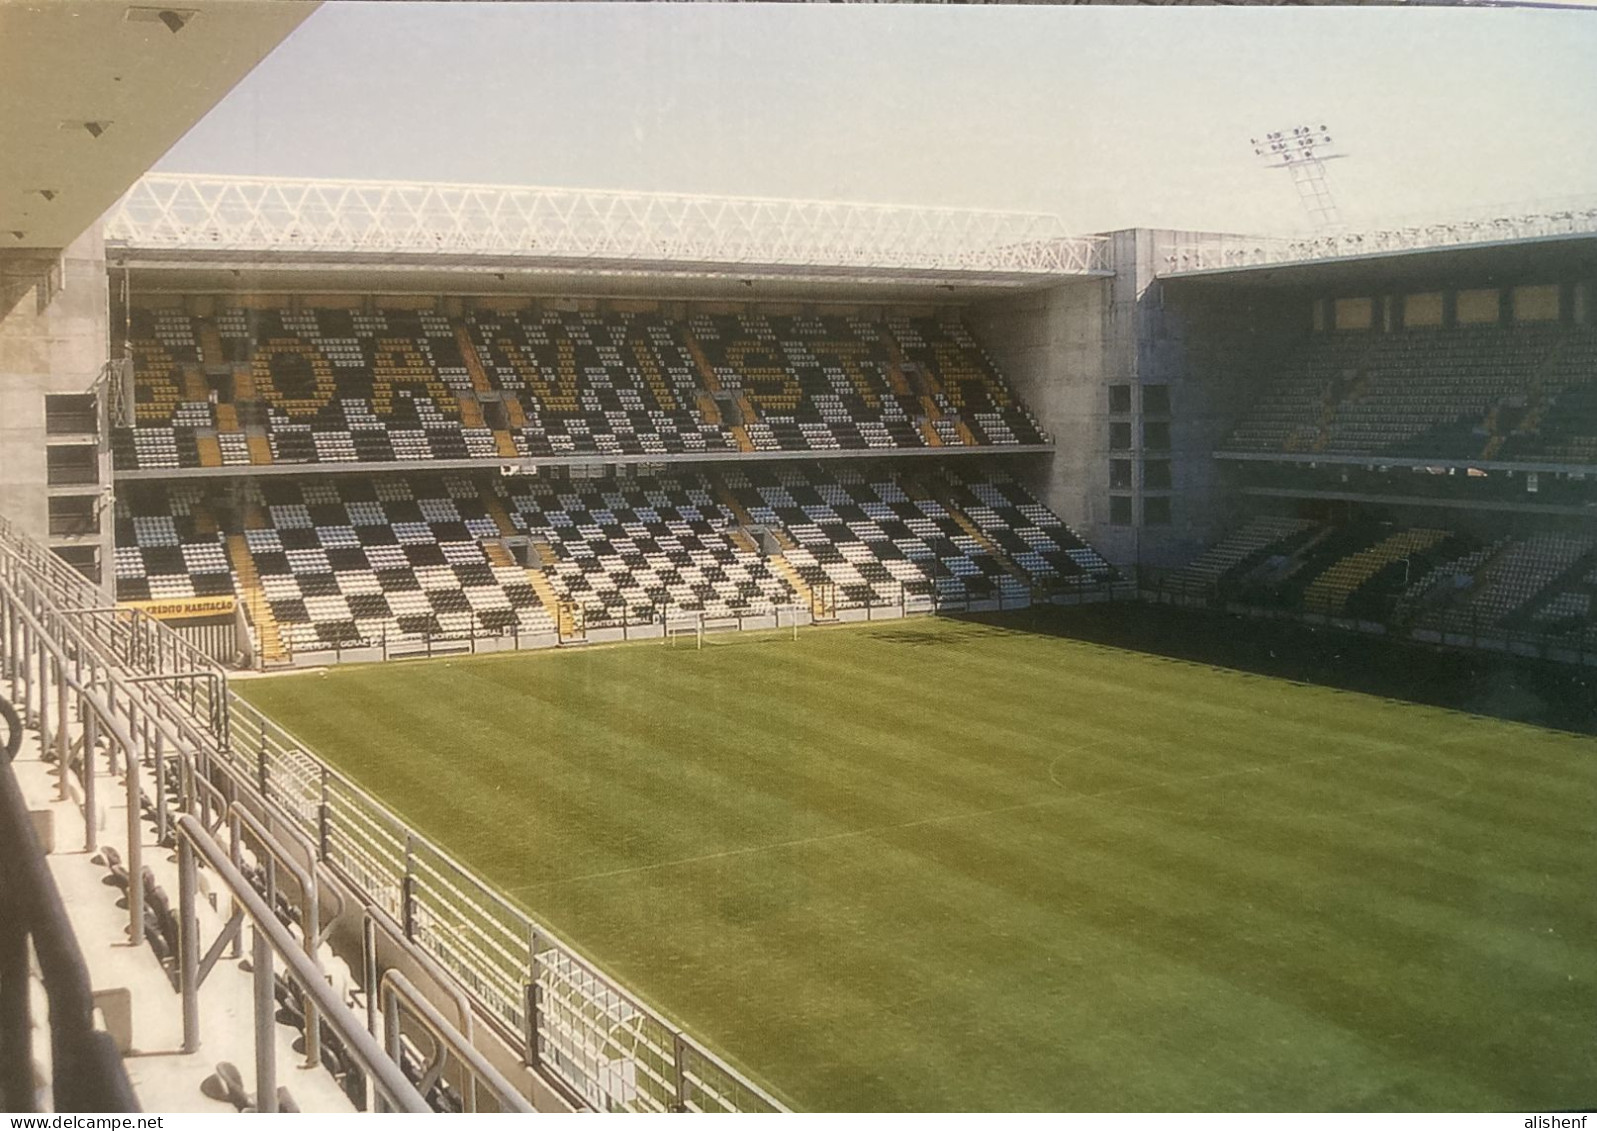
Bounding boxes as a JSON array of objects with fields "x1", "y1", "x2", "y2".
[
  {"x1": 0, "y1": 693, "x2": 141, "y2": 1113},
  {"x1": 0, "y1": 514, "x2": 786, "y2": 1112},
  {"x1": 263, "y1": 577, "x2": 1130, "y2": 666}
]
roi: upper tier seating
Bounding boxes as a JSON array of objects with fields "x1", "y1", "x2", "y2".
[
  {"x1": 887, "y1": 317, "x2": 1049, "y2": 447},
  {"x1": 233, "y1": 308, "x2": 494, "y2": 466},
  {"x1": 469, "y1": 309, "x2": 737, "y2": 457},
  {"x1": 690, "y1": 312, "x2": 927, "y2": 452},
  {"x1": 500, "y1": 472, "x2": 793, "y2": 621},
  {"x1": 113, "y1": 309, "x2": 214, "y2": 471},
  {"x1": 1222, "y1": 324, "x2": 1597, "y2": 465},
  {"x1": 113, "y1": 483, "x2": 234, "y2": 603},
  {"x1": 115, "y1": 307, "x2": 1047, "y2": 470}
]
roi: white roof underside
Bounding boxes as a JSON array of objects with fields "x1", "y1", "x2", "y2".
[{"x1": 104, "y1": 173, "x2": 1109, "y2": 286}]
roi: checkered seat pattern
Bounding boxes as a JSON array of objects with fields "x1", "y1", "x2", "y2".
[
  {"x1": 246, "y1": 473, "x2": 551, "y2": 651},
  {"x1": 224, "y1": 307, "x2": 495, "y2": 465},
  {"x1": 113, "y1": 309, "x2": 214, "y2": 471},
  {"x1": 692, "y1": 312, "x2": 926, "y2": 453},
  {"x1": 469, "y1": 308, "x2": 737, "y2": 458},
  {"x1": 501, "y1": 473, "x2": 794, "y2": 620},
  {"x1": 726, "y1": 464, "x2": 1029, "y2": 607},
  {"x1": 943, "y1": 468, "x2": 1116, "y2": 589},
  {"x1": 113, "y1": 483, "x2": 235, "y2": 603},
  {"x1": 886, "y1": 318, "x2": 1049, "y2": 447}
]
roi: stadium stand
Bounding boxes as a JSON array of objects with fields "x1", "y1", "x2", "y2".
[
  {"x1": 499, "y1": 470, "x2": 795, "y2": 623},
  {"x1": 233, "y1": 474, "x2": 551, "y2": 652},
  {"x1": 108, "y1": 460, "x2": 1111, "y2": 659},
  {"x1": 1167, "y1": 515, "x2": 1322, "y2": 591},
  {"x1": 113, "y1": 482, "x2": 235, "y2": 602},
  {"x1": 723, "y1": 463, "x2": 1111, "y2": 611},
  {"x1": 1222, "y1": 323, "x2": 1597, "y2": 463},
  {"x1": 469, "y1": 308, "x2": 739, "y2": 458},
  {"x1": 115, "y1": 306, "x2": 1050, "y2": 470},
  {"x1": 1448, "y1": 532, "x2": 1597, "y2": 626},
  {"x1": 1174, "y1": 516, "x2": 1597, "y2": 642},
  {"x1": 887, "y1": 316, "x2": 1050, "y2": 447}
]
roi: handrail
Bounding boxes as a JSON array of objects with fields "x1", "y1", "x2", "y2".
[
  {"x1": 0, "y1": 694, "x2": 140, "y2": 1113},
  {"x1": 3, "y1": 512, "x2": 788, "y2": 1112},
  {"x1": 175, "y1": 814, "x2": 430, "y2": 1114},
  {"x1": 380, "y1": 969, "x2": 535, "y2": 1114}
]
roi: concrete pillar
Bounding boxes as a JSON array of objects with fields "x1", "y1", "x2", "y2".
[{"x1": 0, "y1": 224, "x2": 112, "y2": 589}]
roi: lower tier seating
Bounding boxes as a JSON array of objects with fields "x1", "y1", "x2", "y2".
[
  {"x1": 1183, "y1": 516, "x2": 1597, "y2": 638},
  {"x1": 110, "y1": 463, "x2": 1109, "y2": 656},
  {"x1": 114, "y1": 483, "x2": 234, "y2": 602},
  {"x1": 1168, "y1": 516, "x2": 1321, "y2": 590},
  {"x1": 244, "y1": 474, "x2": 553, "y2": 652},
  {"x1": 500, "y1": 473, "x2": 795, "y2": 621},
  {"x1": 724, "y1": 463, "x2": 1112, "y2": 609}
]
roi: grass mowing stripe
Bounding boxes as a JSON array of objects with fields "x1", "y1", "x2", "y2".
[{"x1": 237, "y1": 617, "x2": 1597, "y2": 1111}]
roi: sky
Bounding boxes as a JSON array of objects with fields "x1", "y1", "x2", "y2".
[{"x1": 157, "y1": 2, "x2": 1597, "y2": 237}]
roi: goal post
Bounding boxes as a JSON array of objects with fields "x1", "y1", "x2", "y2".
[{"x1": 664, "y1": 611, "x2": 703, "y2": 650}]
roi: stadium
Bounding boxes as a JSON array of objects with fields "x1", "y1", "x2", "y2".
[{"x1": 1, "y1": 0, "x2": 1594, "y2": 1116}]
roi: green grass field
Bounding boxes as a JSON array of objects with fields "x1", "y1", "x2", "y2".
[{"x1": 237, "y1": 616, "x2": 1597, "y2": 1112}]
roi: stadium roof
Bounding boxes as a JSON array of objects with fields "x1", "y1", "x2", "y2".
[
  {"x1": 103, "y1": 173, "x2": 1110, "y2": 289},
  {"x1": 0, "y1": 1, "x2": 316, "y2": 251},
  {"x1": 1158, "y1": 198, "x2": 1597, "y2": 280}
]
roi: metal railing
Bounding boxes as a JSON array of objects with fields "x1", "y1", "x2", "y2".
[
  {"x1": 0, "y1": 692, "x2": 140, "y2": 1113},
  {"x1": 106, "y1": 173, "x2": 1110, "y2": 281},
  {"x1": 0, "y1": 513, "x2": 787, "y2": 1112},
  {"x1": 174, "y1": 814, "x2": 431, "y2": 1114}
]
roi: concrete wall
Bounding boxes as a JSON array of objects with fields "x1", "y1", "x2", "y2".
[
  {"x1": 973, "y1": 229, "x2": 1308, "y2": 572},
  {"x1": 968, "y1": 276, "x2": 1110, "y2": 536},
  {"x1": 1138, "y1": 231, "x2": 1306, "y2": 567},
  {"x1": 0, "y1": 225, "x2": 111, "y2": 584}
]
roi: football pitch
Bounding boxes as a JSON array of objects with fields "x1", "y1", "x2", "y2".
[{"x1": 236, "y1": 616, "x2": 1597, "y2": 1112}]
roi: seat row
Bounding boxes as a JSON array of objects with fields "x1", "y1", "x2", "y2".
[
  {"x1": 1222, "y1": 323, "x2": 1597, "y2": 464},
  {"x1": 109, "y1": 463, "x2": 1110, "y2": 656},
  {"x1": 113, "y1": 307, "x2": 1049, "y2": 470},
  {"x1": 1183, "y1": 515, "x2": 1597, "y2": 636}
]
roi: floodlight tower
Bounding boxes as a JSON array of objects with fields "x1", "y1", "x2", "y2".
[{"x1": 1251, "y1": 123, "x2": 1348, "y2": 231}]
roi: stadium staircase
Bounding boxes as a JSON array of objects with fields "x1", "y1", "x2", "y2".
[
  {"x1": 514, "y1": 545, "x2": 578, "y2": 636},
  {"x1": 246, "y1": 432, "x2": 274, "y2": 464},
  {"x1": 455, "y1": 327, "x2": 523, "y2": 457},
  {"x1": 681, "y1": 330, "x2": 756, "y2": 452},
  {"x1": 771, "y1": 554, "x2": 824, "y2": 619},
  {"x1": 198, "y1": 319, "x2": 226, "y2": 368},
  {"x1": 917, "y1": 473, "x2": 1030, "y2": 587},
  {"x1": 226, "y1": 531, "x2": 287, "y2": 664},
  {"x1": 195, "y1": 432, "x2": 223, "y2": 468},
  {"x1": 886, "y1": 330, "x2": 948, "y2": 449},
  {"x1": 713, "y1": 475, "x2": 818, "y2": 613},
  {"x1": 695, "y1": 391, "x2": 723, "y2": 426}
]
